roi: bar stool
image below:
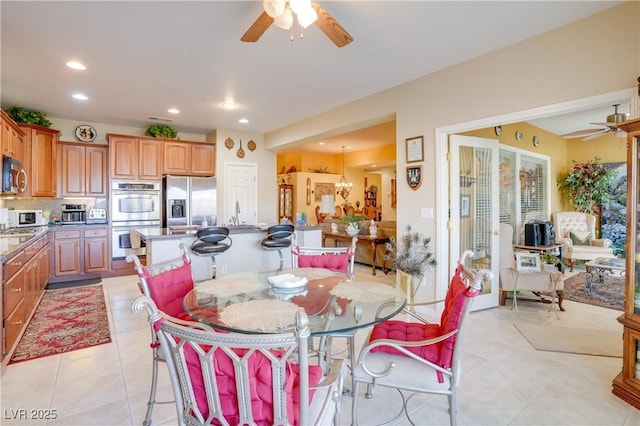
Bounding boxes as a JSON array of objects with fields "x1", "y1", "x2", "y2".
[
  {"x1": 190, "y1": 227, "x2": 232, "y2": 279},
  {"x1": 260, "y1": 224, "x2": 295, "y2": 270}
]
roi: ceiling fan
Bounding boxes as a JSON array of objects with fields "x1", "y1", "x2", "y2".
[
  {"x1": 241, "y1": 0, "x2": 353, "y2": 48},
  {"x1": 561, "y1": 104, "x2": 628, "y2": 141}
]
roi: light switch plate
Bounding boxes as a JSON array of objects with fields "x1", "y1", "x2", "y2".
[{"x1": 420, "y1": 207, "x2": 433, "y2": 218}]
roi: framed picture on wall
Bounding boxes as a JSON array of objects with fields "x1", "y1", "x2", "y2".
[
  {"x1": 460, "y1": 194, "x2": 470, "y2": 218},
  {"x1": 406, "y1": 136, "x2": 424, "y2": 163},
  {"x1": 391, "y1": 178, "x2": 397, "y2": 208},
  {"x1": 314, "y1": 182, "x2": 335, "y2": 202}
]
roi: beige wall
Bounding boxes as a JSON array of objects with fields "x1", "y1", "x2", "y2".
[{"x1": 262, "y1": 2, "x2": 640, "y2": 298}]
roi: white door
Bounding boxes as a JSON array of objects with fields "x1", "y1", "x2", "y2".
[
  {"x1": 449, "y1": 135, "x2": 500, "y2": 310},
  {"x1": 224, "y1": 162, "x2": 257, "y2": 225}
]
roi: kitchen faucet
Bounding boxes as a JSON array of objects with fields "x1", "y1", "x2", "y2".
[{"x1": 231, "y1": 201, "x2": 240, "y2": 226}]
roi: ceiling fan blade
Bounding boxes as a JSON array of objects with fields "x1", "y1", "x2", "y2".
[
  {"x1": 311, "y1": 2, "x2": 353, "y2": 47},
  {"x1": 561, "y1": 128, "x2": 607, "y2": 138},
  {"x1": 582, "y1": 130, "x2": 610, "y2": 141},
  {"x1": 590, "y1": 121, "x2": 619, "y2": 128},
  {"x1": 241, "y1": 11, "x2": 274, "y2": 42}
]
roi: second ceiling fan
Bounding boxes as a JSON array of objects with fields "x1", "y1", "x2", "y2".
[
  {"x1": 241, "y1": 0, "x2": 353, "y2": 47},
  {"x1": 562, "y1": 104, "x2": 628, "y2": 141}
]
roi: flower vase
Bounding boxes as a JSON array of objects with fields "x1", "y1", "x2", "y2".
[
  {"x1": 346, "y1": 223, "x2": 359, "y2": 236},
  {"x1": 398, "y1": 270, "x2": 422, "y2": 311}
]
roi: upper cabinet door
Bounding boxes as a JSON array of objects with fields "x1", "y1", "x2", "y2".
[
  {"x1": 138, "y1": 138, "x2": 162, "y2": 180},
  {"x1": 85, "y1": 146, "x2": 108, "y2": 196},
  {"x1": 109, "y1": 135, "x2": 137, "y2": 179},
  {"x1": 162, "y1": 141, "x2": 190, "y2": 175},
  {"x1": 190, "y1": 143, "x2": 215, "y2": 176}
]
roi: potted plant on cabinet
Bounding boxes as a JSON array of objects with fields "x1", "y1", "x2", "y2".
[
  {"x1": 145, "y1": 124, "x2": 178, "y2": 139},
  {"x1": 385, "y1": 225, "x2": 437, "y2": 309},
  {"x1": 5, "y1": 106, "x2": 52, "y2": 128}
]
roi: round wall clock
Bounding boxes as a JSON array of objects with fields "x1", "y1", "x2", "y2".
[{"x1": 75, "y1": 125, "x2": 97, "y2": 142}]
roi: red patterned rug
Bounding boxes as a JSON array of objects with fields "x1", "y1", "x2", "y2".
[
  {"x1": 562, "y1": 272, "x2": 624, "y2": 311},
  {"x1": 10, "y1": 285, "x2": 111, "y2": 364}
]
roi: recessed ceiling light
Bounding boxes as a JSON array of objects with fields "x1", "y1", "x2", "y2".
[
  {"x1": 238, "y1": 118, "x2": 249, "y2": 124},
  {"x1": 168, "y1": 108, "x2": 180, "y2": 114},
  {"x1": 371, "y1": 164, "x2": 377, "y2": 167},
  {"x1": 222, "y1": 102, "x2": 238, "y2": 110},
  {"x1": 318, "y1": 142, "x2": 325, "y2": 145},
  {"x1": 66, "y1": 61, "x2": 86, "y2": 70},
  {"x1": 72, "y1": 93, "x2": 88, "y2": 100}
]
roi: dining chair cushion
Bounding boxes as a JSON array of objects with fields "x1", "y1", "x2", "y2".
[
  {"x1": 182, "y1": 344, "x2": 323, "y2": 425},
  {"x1": 368, "y1": 266, "x2": 475, "y2": 369},
  {"x1": 142, "y1": 263, "x2": 193, "y2": 319},
  {"x1": 296, "y1": 253, "x2": 350, "y2": 272},
  {"x1": 570, "y1": 230, "x2": 592, "y2": 246}
]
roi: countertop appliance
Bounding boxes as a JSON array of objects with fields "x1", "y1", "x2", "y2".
[
  {"x1": 111, "y1": 181, "x2": 161, "y2": 258},
  {"x1": 86, "y1": 208, "x2": 108, "y2": 224},
  {"x1": 162, "y1": 176, "x2": 216, "y2": 228},
  {"x1": 7, "y1": 210, "x2": 45, "y2": 228},
  {"x1": 2, "y1": 155, "x2": 27, "y2": 194},
  {"x1": 61, "y1": 204, "x2": 86, "y2": 225}
]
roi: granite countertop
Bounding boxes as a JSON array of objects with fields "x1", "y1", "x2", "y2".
[{"x1": 133, "y1": 224, "x2": 324, "y2": 241}]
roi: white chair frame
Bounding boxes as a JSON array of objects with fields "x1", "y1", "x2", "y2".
[{"x1": 132, "y1": 296, "x2": 345, "y2": 426}]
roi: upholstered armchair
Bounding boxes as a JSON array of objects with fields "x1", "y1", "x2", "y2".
[
  {"x1": 499, "y1": 223, "x2": 564, "y2": 312},
  {"x1": 552, "y1": 211, "x2": 614, "y2": 271}
]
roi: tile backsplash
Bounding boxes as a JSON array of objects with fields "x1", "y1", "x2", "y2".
[{"x1": 2, "y1": 198, "x2": 108, "y2": 222}]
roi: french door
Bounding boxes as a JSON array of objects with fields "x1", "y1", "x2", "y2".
[{"x1": 449, "y1": 135, "x2": 500, "y2": 310}]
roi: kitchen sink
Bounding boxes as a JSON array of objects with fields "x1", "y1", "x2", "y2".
[{"x1": 227, "y1": 224, "x2": 263, "y2": 231}]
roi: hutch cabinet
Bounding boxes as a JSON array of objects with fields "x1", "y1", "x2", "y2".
[
  {"x1": 279, "y1": 184, "x2": 293, "y2": 221},
  {"x1": 612, "y1": 117, "x2": 640, "y2": 408}
]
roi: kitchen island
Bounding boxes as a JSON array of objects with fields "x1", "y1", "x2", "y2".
[{"x1": 132, "y1": 225, "x2": 323, "y2": 281}]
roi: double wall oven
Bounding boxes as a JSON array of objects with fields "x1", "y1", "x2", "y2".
[{"x1": 111, "y1": 181, "x2": 161, "y2": 258}]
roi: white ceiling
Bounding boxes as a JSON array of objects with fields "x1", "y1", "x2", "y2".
[{"x1": 0, "y1": 1, "x2": 625, "y2": 154}]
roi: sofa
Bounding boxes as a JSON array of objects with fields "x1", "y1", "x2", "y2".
[{"x1": 321, "y1": 218, "x2": 397, "y2": 270}]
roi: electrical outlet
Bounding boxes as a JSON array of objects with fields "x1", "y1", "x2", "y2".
[{"x1": 221, "y1": 265, "x2": 228, "y2": 275}]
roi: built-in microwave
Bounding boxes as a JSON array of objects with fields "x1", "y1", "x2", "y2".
[
  {"x1": 8, "y1": 210, "x2": 45, "y2": 228},
  {"x1": 2, "y1": 155, "x2": 27, "y2": 194}
]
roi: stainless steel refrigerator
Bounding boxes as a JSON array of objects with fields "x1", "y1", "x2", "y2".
[{"x1": 162, "y1": 176, "x2": 217, "y2": 228}]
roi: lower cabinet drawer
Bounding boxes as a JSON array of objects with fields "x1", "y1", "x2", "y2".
[
  {"x1": 4, "y1": 275, "x2": 24, "y2": 315},
  {"x1": 4, "y1": 299, "x2": 26, "y2": 355}
]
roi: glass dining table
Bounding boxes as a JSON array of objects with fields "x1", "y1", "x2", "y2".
[{"x1": 183, "y1": 267, "x2": 406, "y2": 336}]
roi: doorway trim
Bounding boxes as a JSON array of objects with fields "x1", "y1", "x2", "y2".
[{"x1": 434, "y1": 88, "x2": 635, "y2": 302}]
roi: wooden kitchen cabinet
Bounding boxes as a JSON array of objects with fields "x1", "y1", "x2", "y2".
[
  {"x1": 108, "y1": 134, "x2": 162, "y2": 180},
  {"x1": 162, "y1": 141, "x2": 215, "y2": 176},
  {"x1": 51, "y1": 226, "x2": 109, "y2": 282},
  {"x1": 59, "y1": 142, "x2": 108, "y2": 197},
  {"x1": 2, "y1": 233, "x2": 50, "y2": 359},
  {"x1": 84, "y1": 227, "x2": 109, "y2": 273},
  {"x1": 53, "y1": 230, "x2": 82, "y2": 277},
  {"x1": 1, "y1": 109, "x2": 26, "y2": 163},
  {"x1": 612, "y1": 117, "x2": 640, "y2": 408},
  {"x1": 20, "y1": 124, "x2": 60, "y2": 197}
]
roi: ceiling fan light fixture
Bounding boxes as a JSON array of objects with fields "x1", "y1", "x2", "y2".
[
  {"x1": 274, "y1": 6, "x2": 293, "y2": 29},
  {"x1": 297, "y1": 5, "x2": 317, "y2": 28},
  {"x1": 289, "y1": 0, "x2": 310, "y2": 15},
  {"x1": 263, "y1": 0, "x2": 286, "y2": 18}
]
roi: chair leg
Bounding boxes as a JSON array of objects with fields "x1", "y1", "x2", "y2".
[
  {"x1": 277, "y1": 249, "x2": 284, "y2": 270},
  {"x1": 449, "y1": 390, "x2": 457, "y2": 426},
  {"x1": 352, "y1": 381, "x2": 361, "y2": 425},
  {"x1": 144, "y1": 351, "x2": 160, "y2": 426}
]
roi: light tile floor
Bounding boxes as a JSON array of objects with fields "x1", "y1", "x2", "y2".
[{"x1": 1, "y1": 265, "x2": 639, "y2": 425}]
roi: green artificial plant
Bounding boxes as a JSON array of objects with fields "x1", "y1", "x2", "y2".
[
  {"x1": 145, "y1": 124, "x2": 178, "y2": 139},
  {"x1": 5, "y1": 106, "x2": 52, "y2": 127},
  {"x1": 557, "y1": 156, "x2": 617, "y2": 216}
]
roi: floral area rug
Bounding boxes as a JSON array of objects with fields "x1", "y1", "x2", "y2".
[
  {"x1": 10, "y1": 285, "x2": 111, "y2": 363},
  {"x1": 562, "y1": 272, "x2": 624, "y2": 311}
]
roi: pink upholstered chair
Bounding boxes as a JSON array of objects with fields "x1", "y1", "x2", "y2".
[
  {"x1": 291, "y1": 237, "x2": 357, "y2": 373},
  {"x1": 351, "y1": 251, "x2": 492, "y2": 425},
  {"x1": 131, "y1": 296, "x2": 345, "y2": 426},
  {"x1": 127, "y1": 244, "x2": 196, "y2": 426}
]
